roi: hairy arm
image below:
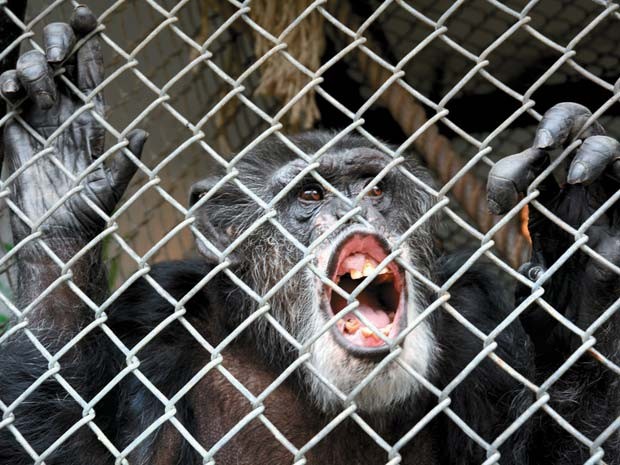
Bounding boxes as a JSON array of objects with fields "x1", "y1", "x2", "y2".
[{"x1": 488, "y1": 102, "x2": 620, "y2": 463}]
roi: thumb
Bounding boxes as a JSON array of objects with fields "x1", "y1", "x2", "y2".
[{"x1": 109, "y1": 129, "x2": 148, "y2": 201}]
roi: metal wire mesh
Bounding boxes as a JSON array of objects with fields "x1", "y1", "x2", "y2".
[{"x1": 0, "y1": 0, "x2": 619, "y2": 463}]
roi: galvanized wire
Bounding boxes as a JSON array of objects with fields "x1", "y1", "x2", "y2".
[{"x1": 0, "y1": 0, "x2": 619, "y2": 464}]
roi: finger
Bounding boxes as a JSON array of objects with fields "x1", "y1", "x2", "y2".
[
  {"x1": 69, "y1": 5, "x2": 104, "y2": 97},
  {"x1": 70, "y1": 5, "x2": 98, "y2": 37},
  {"x1": 0, "y1": 70, "x2": 25, "y2": 104},
  {"x1": 533, "y1": 102, "x2": 605, "y2": 150},
  {"x1": 16, "y1": 50, "x2": 57, "y2": 110},
  {"x1": 487, "y1": 148, "x2": 556, "y2": 215},
  {"x1": 109, "y1": 129, "x2": 148, "y2": 198},
  {"x1": 75, "y1": 38, "x2": 104, "y2": 94},
  {"x1": 567, "y1": 136, "x2": 620, "y2": 185},
  {"x1": 43, "y1": 22, "x2": 76, "y2": 64}
]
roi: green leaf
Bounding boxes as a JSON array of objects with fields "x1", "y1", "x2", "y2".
[{"x1": 0, "y1": 313, "x2": 8, "y2": 335}]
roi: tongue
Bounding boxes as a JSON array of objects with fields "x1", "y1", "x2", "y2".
[{"x1": 357, "y1": 291, "x2": 391, "y2": 328}]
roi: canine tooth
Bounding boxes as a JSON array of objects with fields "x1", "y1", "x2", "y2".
[
  {"x1": 362, "y1": 260, "x2": 376, "y2": 277},
  {"x1": 375, "y1": 273, "x2": 393, "y2": 284},
  {"x1": 350, "y1": 269, "x2": 363, "y2": 279},
  {"x1": 378, "y1": 267, "x2": 389, "y2": 275},
  {"x1": 345, "y1": 319, "x2": 360, "y2": 333},
  {"x1": 361, "y1": 327, "x2": 382, "y2": 342},
  {"x1": 382, "y1": 323, "x2": 393, "y2": 336},
  {"x1": 360, "y1": 327, "x2": 373, "y2": 337}
]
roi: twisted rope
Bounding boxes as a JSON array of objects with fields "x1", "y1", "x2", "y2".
[{"x1": 340, "y1": 6, "x2": 530, "y2": 267}]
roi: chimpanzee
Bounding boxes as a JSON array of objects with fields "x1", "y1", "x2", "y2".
[{"x1": 0, "y1": 6, "x2": 618, "y2": 465}]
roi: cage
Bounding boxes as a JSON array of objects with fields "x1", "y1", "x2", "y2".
[{"x1": 0, "y1": 0, "x2": 619, "y2": 463}]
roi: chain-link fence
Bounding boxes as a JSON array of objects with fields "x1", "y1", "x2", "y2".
[{"x1": 0, "y1": 0, "x2": 619, "y2": 463}]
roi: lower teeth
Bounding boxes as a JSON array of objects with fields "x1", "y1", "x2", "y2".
[
  {"x1": 344, "y1": 319, "x2": 359, "y2": 333},
  {"x1": 339, "y1": 319, "x2": 395, "y2": 338}
]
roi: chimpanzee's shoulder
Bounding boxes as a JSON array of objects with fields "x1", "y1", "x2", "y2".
[
  {"x1": 433, "y1": 250, "x2": 532, "y2": 370},
  {"x1": 106, "y1": 259, "x2": 215, "y2": 340},
  {"x1": 431, "y1": 252, "x2": 534, "y2": 465},
  {"x1": 119, "y1": 258, "x2": 212, "y2": 298},
  {"x1": 435, "y1": 251, "x2": 515, "y2": 321}
]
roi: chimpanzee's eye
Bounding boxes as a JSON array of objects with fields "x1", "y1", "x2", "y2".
[
  {"x1": 366, "y1": 183, "x2": 384, "y2": 198},
  {"x1": 299, "y1": 184, "x2": 324, "y2": 202}
]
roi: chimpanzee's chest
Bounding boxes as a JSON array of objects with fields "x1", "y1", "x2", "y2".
[{"x1": 182, "y1": 349, "x2": 438, "y2": 465}]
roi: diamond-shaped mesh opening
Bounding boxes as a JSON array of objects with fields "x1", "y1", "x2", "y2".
[{"x1": 0, "y1": 0, "x2": 619, "y2": 463}]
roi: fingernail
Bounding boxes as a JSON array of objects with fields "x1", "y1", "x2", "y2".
[
  {"x1": 133, "y1": 129, "x2": 149, "y2": 140},
  {"x1": 567, "y1": 162, "x2": 587, "y2": 184},
  {"x1": 46, "y1": 46, "x2": 65, "y2": 63},
  {"x1": 19, "y1": 64, "x2": 46, "y2": 82},
  {"x1": 2, "y1": 80, "x2": 18, "y2": 94},
  {"x1": 535, "y1": 129, "x2": 553, "y2": 149},
  {"x1": 74, "y1": 4, "x2": 91, "y2": 15}
]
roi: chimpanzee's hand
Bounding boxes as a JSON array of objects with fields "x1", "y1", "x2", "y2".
[
  {"x1": 0, "y1": 5, "x2": 147, "y2": 244},
  {"x1": 487, "y1": 102, "x2": 620, "y2": 350}
]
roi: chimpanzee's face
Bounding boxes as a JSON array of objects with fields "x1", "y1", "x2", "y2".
[{"x1": 191, "y1": 135, "x2": 439, "y2": 412}]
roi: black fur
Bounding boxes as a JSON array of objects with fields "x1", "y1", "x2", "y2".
[
  {"x1": 0, "y1": 254, "x2": 533, "y2": 465},
  {"x1": 1, "y1": 133, "x2": 618, "y2": 464}
]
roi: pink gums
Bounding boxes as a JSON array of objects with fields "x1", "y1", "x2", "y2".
[{"x1": 323, "y1": 234, "x2": 405, "y2": 348}]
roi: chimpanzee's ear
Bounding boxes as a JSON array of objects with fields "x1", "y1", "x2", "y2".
[{"x1": 189, "y1": 177, "x2": 240, "y2": 265}]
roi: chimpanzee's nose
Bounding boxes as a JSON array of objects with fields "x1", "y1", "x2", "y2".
[{"x1": 334, "y1": 199, "x2": 356, "y2": 220}]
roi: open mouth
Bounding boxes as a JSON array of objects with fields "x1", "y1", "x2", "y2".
[{"x1": 323, "y1": 233, "x2": 406, "y2": 355}]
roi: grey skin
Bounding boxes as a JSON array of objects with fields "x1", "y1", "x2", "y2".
[
  {"x1": 487, "y1": 102, "x2": 620, "y2": 290},
  {"x1": 0, "y1": 5, "x2": 147, "y2": 324},
  {"x1": 1, "y1": 4, "x2": 619, "y2": 463}
]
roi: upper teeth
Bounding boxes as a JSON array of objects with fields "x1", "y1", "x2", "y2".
[{"x1": 349, "y1": 259, "x2": 389, "y2": 279}]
